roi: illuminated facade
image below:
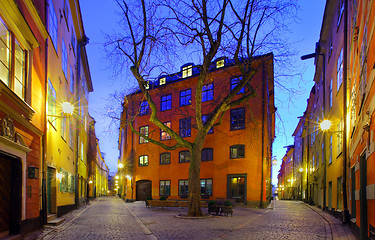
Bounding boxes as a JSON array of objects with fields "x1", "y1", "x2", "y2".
[{"x1": 119, "y1": 54, "x2": 275, "y2": 206}]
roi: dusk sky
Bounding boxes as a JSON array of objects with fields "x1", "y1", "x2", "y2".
[{"x1": 80, "y1": 0, "x2": 326, "y2": 184}]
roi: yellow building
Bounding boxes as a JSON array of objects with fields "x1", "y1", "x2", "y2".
[{"x1": 44, "y1": 0, "x2": 93, "y2": 217}]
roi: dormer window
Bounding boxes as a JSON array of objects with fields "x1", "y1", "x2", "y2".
[
  {"x1": 182, "y1": 65, "x2": 193, "y2": 78},
  {"x1": 160, "y1": 77, "x2": 166, "y2": 85},
  {"x1": 216, "y1": 59, "x2": 225, "y2": 68},
  {"x1": 144, "y1": 81, "x2": 150, "y2": 90}
]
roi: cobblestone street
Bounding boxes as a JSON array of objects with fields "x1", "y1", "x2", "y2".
[{"x1": 25, "y1": 197, "x2": 356, "y2": 240}]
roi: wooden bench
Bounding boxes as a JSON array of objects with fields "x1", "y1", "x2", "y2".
[
  {"x1": 369, "y1": 224, "x2": 375, "y2": 240},
  {"x1": 147, "y1": 200, "x2": 163, "y2": 208}
]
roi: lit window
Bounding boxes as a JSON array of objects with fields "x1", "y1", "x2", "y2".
[
  {"x1": 178, "y1": 180, "x2": 188, "y2": 197},
  {"x1": 139, "y1": 126, "x2": 149, "y2": 143},
  {"x1": 160, "y1": 180, "x2": 170, "y2": 196},
  {"x1": 180, "y1": 89, "x2": 191, "y2": 107},
  {"x1": 139, "y1": 155, "x2": 148, "y2": 166},
  {"x1": 179, "y1": 117, "x2": 191, "y2": 137},
  {"x1": 200, "y1": 179, "x2": 213, "y2": 196},
  {"x1": 179, "y1": 150, "x2": 190, "y2": 163},
  {"x1": 160, "y1": 77, "x2": 166, "y2": 85},
  {"x1": 216, "y1": 59, "x2": 224, "y2": 68},
  {"x1": 161, "y1": 94, "x2": 172, "y2": 111},
  {"x1": 202, "y1": 83, "x2": 214, "y2": 102},
  {"x1": 160, "y1": 121, "x2": 171, "y2": 141},
  {"x1": 47, "y1": 79, "x2": 56, "y2": 126},
  {"x1": 182, "y1": 65, "x2": 193, "y2": 78},
  {"x1": 160, "y1": 153, "x2": 171, "y2": 165},
  {"x1": 230, "y1": 76, "x2": 245, "y2": 94},
  {"x1": 0, "y1": 19, "x2": 27, "y2": 100},
  {"x1": 230, "y1": 108, "x2": 245, "y2": 130},
  {"x1": 230, "y1": 145, "x2": 245, "y2": 159},
  {"x1": 337, "y1": 119, "x2": 343, "y2": 155}
]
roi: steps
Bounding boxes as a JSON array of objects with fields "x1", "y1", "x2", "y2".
[{"x1": 46, "y1": 214, "x2": 65, "y2": 226}]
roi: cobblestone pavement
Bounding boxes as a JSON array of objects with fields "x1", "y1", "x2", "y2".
[{"x1": 25, "y1": 197, "x2": 356, "y2": 240}]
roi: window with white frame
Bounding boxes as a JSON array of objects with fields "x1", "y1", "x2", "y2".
[
  {"x1": 160, "y1": 121, "x2": 171, "y2": 141},
  {"x1": 178, "y1": 180, "x2": 188, "y2": 197},
  {"x1": 159, "y1": 180, "x2": 170, "y2": 196},
  {"x1": 139, "y1": 155, "x2": 148, "y2": 166},
  {"x1": 182, "y1": 65, "x2": 193, "y2": 78},
  {"x1": 160, "y1": 152, "x2": 171, "y2": 165},
  {"x1": 139, "y1": 126, "x2": 149, "y2": 143}
]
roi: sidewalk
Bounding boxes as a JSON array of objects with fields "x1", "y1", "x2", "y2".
[
  {"x1": 304, "y1": 203, "x2": 357, "y2": 240},
  {"x1": 24, "y1": 198, "x2": 100, "y2": 240}
]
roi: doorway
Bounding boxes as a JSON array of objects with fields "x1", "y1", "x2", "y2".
[
  {"x1": 0, "y1": 152, "x2": 21, "y2": 236},
  {"x1": 47, "y1": 167, "x2": 56, "y2": 214},
  {"x1": 136, "y1": 180, "x2": 152, "y2": 201},
  {"x1": 227, "y1": 174, "x2": 246, "y2": 203},
  {"x1": 359, "y1": 152, "x2": 368, "y2": 240}
]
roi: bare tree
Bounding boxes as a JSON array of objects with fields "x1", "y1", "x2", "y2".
[{"x1": 107, "y1": 0, "x2": 297, "y2": 216}]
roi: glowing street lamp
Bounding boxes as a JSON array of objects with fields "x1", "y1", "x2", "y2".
[
  {"x1": 320, "y1": 120, "x2": 332, "y2": 131},
  {"x1": 118, "y1": 163, "x2": 124, "y2": 169},
  {"x1": 61, "y1": 102, "x2": 74, "y2": 115}
]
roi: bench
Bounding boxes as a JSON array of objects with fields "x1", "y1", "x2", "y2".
[
  {"x1": 370, "y1": 224, "x2": 375, "y2": 240},
  {"x1": 147, "y1": 200, "x2": 208, "y2": 209}
]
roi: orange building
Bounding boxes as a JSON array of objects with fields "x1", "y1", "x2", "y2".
[
  {"x1": 0, "y1": 0, "x2": 48, "y2": 236},
  {"x1": 119, "y1": 54, "x2": 275, "y2": 207}
]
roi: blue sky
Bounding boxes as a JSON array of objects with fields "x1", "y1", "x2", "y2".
[{"x1": 81, "y1": 0, "x2": 326, "y2": 182}]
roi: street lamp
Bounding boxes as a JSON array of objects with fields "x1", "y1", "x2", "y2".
[
  {"x1": 320, "y1": 120, "x2": 332, "y2": 131},
  {"x1": 118, "y1": 163, "x2": 124, "y2": 169}
]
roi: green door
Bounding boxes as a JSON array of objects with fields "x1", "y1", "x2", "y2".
[{"x1": 47, "y1": 167, "x2": 53, "y2": 213}]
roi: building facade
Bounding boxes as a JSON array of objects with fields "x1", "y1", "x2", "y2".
[
  {"x1": 281, "y1": 0, "x2": 375, "y2": 238},
  {"x1": 118, "y1": 54, "x2": 275, "y2": 207}
]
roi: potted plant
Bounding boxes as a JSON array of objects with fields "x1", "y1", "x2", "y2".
[
  {"x1": 208, "y1": 200, "x2": 220, "y2": 215},
  {"x1": 220, "y1": 200, "x2": 233, "y2": 216}
]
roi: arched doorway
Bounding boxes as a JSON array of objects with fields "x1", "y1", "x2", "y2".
[
  {"x1": 0, "y1": 152, "x2": 22, "y2": 236},
  {"x1": 136, "y1": 180, "x2": 152, "y2": 201}
]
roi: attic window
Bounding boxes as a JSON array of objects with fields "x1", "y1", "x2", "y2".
[
  {"x1": 216, "y1": 59, "x2": 225, "y2": 68},
  {"x1": 182, "y1": 65, "x2": 193, "y2": 78},
  {"x1": 145, "y1": 81, "x2": 150, "y2": 90},
  {"x1": 160, "y1": 77, "x2": 166, "y2": 85}
]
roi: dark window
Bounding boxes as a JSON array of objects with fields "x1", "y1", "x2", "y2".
[
  {"x1": 160, "y1": 180, "x2": 170, "y2": 196},
  {"x1": 230, "y1": 108, "x2": 245, "y2": 130},
  {"x1": 179, "y1": 117, "x2": 191, "y2": 137},
  {"x1": 202, "y1": 114, "x2": 213, "y2": 134},
  {"x1": 161, "y1": 94, "x2": 172, "y2": 111},
  {"x1": 139, "y1": 155, "x2": 148, "y2": 166},
  {"x1": 230, "y1": 145, "x2": 245, "y2": 159},
  {"x1": 201, "y1": 179, "x2": 213, "y2": 196},
  {"x1": 139, "y1": 101, "x2": 149, "y2": 116},
  {"x1": 139, "y1": 126, "x2": 148, "y2": 143},
  {"x1": 202, "y1": 148, "x2": 213, "y2": 161},
  {"x1": 160, "y1": 152, "x2": 171, "y2": 165},
  {"x1": 230, "y1": 76, "x2": 245, "y2": 94},
  {"x1": 202, "y1": 83, "x2": 214, "y2": 102},
  {"x1": 180, "y1": 89, "x2": 191, "y2": 107},
  {"x1": 160, "y1": 121, "x2": 171, "y2": 141},
  {"x1": 179, "y1": 150, "x2": 191, "y2": 163},
  {"x1": 178, "y1": 180, "x2": 189, "y2": 197}
]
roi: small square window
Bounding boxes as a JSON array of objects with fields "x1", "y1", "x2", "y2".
[
  {"x1": 160, "y1": 77, "x2": 166, "y2": 85},
  {"x1": 160, "y1": 152, "x2": 171, "y2": 164},
  {"x1": 139, "y1": 155, "x2": 149, "y2": 166},
  {"x1": 230, "y1": 145, "x2": 245, "y2": 159},
  {"x1": 182, "y1": 65, "x2": 193, "y2": 78},
  {"x1": 179, "y1": 150, "x2": 191, "y2": 163},
  {"x1": 216, "y1": 59, "x2": 224, "y2": 68}
]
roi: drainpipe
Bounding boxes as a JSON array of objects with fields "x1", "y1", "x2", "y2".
[
  {"x1": 342, "y1": 0, "x2": 349, "y2": 224},
  {"x1": 75, "y1": 35, "x2": 89, "y2": 207},
  {"x1": 41, "y1": 0, "x2": 49, "y2": 225}
]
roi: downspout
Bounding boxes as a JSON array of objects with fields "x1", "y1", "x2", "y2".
[
  {"x1": 75, "y1": 35, "x2": 89, "y2": 207},
  {"x1": 342, "y1": 0, "x2": 349, "y2": 224},
  {"x1": 41, "y1": 0, "x2": 49, "y2": 225},
  {"x1": 260, "y1": 63, "x2": 265, "y2": 208}
]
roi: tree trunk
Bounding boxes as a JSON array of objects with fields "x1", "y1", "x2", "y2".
[{"x1": 188, "y1": 140, "x2": 204, "y2": 216}]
